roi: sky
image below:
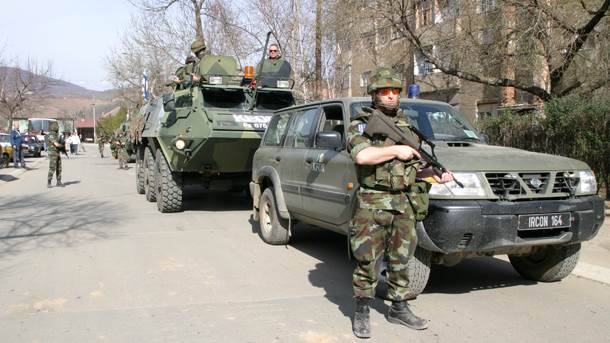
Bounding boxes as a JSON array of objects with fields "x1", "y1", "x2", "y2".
[{"x1": 0, "y1": 0, "x2": 135, "y2": 91}]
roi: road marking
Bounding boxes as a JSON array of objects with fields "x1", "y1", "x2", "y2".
[{"x1": 573, "y1": 262, "x2": 610, "y2": 285}]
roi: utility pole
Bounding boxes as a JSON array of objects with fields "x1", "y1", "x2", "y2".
[{"x1": 92, "y1": 96, "x2": 96, "y2": 143}]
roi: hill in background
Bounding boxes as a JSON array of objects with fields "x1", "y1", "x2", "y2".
[{"x1": 0, "y1": 66, "x2": 120, "y2": 119}]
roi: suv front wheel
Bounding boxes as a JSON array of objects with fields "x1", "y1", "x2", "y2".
[
  {"x1": 258, "y1": 188, "x2": 290, "y2": 245},
  {"x1": 509, "y1": 243, "x2": 580, "y2": 282},
  {"x1": 375, "y1": 246, "x2": 431, "y2": 300}
]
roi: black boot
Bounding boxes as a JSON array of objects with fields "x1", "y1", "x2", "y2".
[
  {"x1": 352, "y1": 297, "x2": 372, "y2": 339},
  {"x1": 387, "y1": 301, "x2": 428, "y2": 330},
  {"x1": 47, "y1": 180, "x2": 52, "y2": 188},
  {"x1": 56, "y1": 180, "x2": 64, "y2": 187}
]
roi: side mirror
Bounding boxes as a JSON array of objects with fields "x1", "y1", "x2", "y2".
[
  {"x1": 163, "y1": 93, "x2": 176, "y2": 112},
  {"x1": 316, "y1": 131, "x2": 342, "y2": 150}
]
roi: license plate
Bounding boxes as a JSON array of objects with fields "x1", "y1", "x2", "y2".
[{"x1": 518, "y1": 213, "x2": 571, "y2": 230}]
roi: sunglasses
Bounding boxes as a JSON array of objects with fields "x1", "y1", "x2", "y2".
[
  {"x1": 269, "y1": 49, "x2": 278, "y2": 52},
  {"x1": 378, "y1": 88, "x2": 401, "y2": 95}
]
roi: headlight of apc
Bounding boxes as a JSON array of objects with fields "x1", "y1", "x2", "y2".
[
  {"x1": 577, "y1": 170, "x2": 597, "y2": 195},
  {"x1": 428, "y1": 172, "x2": 485, "y2": 197},
  {"x1": 175, "y1": 139, "x2": 186, "y2": 150}
]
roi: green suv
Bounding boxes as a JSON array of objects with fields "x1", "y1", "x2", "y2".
[{"x1": 250, "y1": 97, "x2": 605, "y2": 297}]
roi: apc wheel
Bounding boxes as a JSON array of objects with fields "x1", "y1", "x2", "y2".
[
  {"x1": 135, "y1": 153, "x2": 145, "y2": 194},
  {"x1": 509, "y1": 243, "x2": 580, "y2": 282},
  {"x1": 144, "y1": 147, "x2": 157, "y2": 202},
  {"x1": 375, "y1": 246, "x2": 431, "y2": 300},
  {"x1": 258, "y1": 188, "x2": 290, "y2": 245},
  {"x1": 155, "y1": 149, "x2": 183, "y2": 213}
]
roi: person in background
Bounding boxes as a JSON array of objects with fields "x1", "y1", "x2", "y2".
[{"x1": 10, "y1": 125, "x2": 25, "y2": 168}]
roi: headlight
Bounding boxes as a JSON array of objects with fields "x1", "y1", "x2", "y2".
[
  {"x1": 429, "y1": 172, "x2": 485, "y2": 197},
  {"x1": 175, "y1": 139, "x2": 186, "y2": 150},
  {"x1": 577, "y1": 170, "x2": 597, "y2": 195}
]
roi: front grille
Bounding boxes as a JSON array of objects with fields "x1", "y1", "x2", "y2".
[
  {"x1": 485, "y1": 171, "x2": 578, "y2": 200},
  {"x1": 519, "y1": 173, "x2": 550, "y2": 194},
  {"x1": 553, "y1": 173, "x2": 579, "y2": 194},
  {"x1": 486, "y1": 173, "x2": 524, "y2": 197}
]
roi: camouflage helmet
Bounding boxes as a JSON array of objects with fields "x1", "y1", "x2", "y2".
[
  {"x1": 367, "y1": 67, "x2": 403, "y2": 94},
  {"x1": 49, "y1": 121, "x2": 59, "y2": 132},
  {"x1": 191, "y1": 39, "x2": 206, "y2": 54}
]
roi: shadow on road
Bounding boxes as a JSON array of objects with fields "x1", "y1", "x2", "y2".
[
  {"x1": 0, "y1": 174, "x2": 18, "y2": 182},
  {"x1": 0, "y1": 193, "x2": 126, "y2": 261},
  {"x1": 60, "y1": 180, "x2": 82, "y2": 187},
  {"x1": 182, "y1": 187, "x2": 251, "y2": 212},
  {"x1": 283, "y1": 223, "x2": 537, "y2": 319}
]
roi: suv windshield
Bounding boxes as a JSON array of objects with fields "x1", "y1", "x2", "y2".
[
  {"x1": 351, "y1": 101, "x2": 480, "y2": 142},
  {"x1": 256, "y1": 90, "x2": 295, "y2": 111},
  {"x1": 203, "y1": 87, "x2": 246, "y2": 109}
]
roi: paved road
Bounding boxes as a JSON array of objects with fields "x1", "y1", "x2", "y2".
[{"x1": 1, "y1": 145, "x2": 609, "y2": 343}]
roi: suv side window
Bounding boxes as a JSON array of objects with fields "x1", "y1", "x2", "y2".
[
  {"x1": 263, "y1": 113, "x2": 291, "y2": 146},
  {"x1": 284, "y1": 107, "x2": 319, "y2": 148},
  {"x1": 317, "y1": 104, "x2": 345, "y2": 149}
]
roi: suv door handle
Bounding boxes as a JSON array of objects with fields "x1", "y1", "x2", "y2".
[{"x1": 275, "y1": 156, "x2": 281, "y2": 162}]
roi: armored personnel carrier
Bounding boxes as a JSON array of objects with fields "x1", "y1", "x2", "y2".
[{"x1": 135, "y1": 35, "x2": 295, "y2": 212}]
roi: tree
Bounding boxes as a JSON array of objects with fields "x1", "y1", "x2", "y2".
[
  {"x1": 376, "y1": 0, "x2": 610, "y2": 102},
  {"x1": 129, "y1": 0, "x2": 207, "y2": 45},
  {"x1": 0, "y1": 58, "x2": 54, "y2": 128}
]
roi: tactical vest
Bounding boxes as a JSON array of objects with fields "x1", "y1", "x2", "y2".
[{"x1": 355, "y1": 109, "x2": 419, "y2": 192}]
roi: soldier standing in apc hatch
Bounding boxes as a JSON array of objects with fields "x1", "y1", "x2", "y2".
[{"x1": 346, "y1": 68, "x2": 454, "y2": 338}]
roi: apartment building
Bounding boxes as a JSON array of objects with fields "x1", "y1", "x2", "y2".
[{"x1": 334, "y1": 0, "x2": 541, "y2": 123}]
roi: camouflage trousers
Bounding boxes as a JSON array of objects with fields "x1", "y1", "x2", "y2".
[
  {"x1": 98, "y1": 144, "x2": 104, "y2": 157},
  {"x1": 350, "y1": 206, "x2": 417, "y2": 301},
  {"x1": 118, "y1": 149, "x2": 129, "y2": 168},
  {"x1": 47, "y1": 153, "x2": 62, "y2": 182}
]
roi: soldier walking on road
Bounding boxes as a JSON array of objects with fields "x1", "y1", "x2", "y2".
[
  {"x1": 46, "y1": 122, "x2": 64, "y2": 188},
  {"x1": 346, "y1": 68, "x2": 454, "y2": 338},
  {"x1": 116, "y1": 133, "x2": 129, "y2": 170},
  {"x1": 98, "y1": 135, "x2": 105, "y2": 158}
]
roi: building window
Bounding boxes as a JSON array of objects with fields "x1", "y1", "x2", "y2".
[
  {"x1": 436, "y1": 0, "x2": 459, "y2": 23},
  {"x1": 391, "y1": 26, "x2": 403, "y2": 40},
  {"x1": 416, "y1": 0, "x2": 433, "y2": 28},
  {"x1": 477, "y1": 0, "x2": 496, "y2": 13},
  {"x1": 362, "y1": 32, "x2": 375, "y2": 51},
  {"x1": 360, "y1": 71, "x2": 372, "y2": 88},
  {"x1": 378, "y1": 26, "x2": 391, "y2": 45},
  {"x1": 413, "y1": 46, "x2": 438, "y2": 76},
  {"x1": 477, "y1": 103, "x2": 498, "y2": 118}
]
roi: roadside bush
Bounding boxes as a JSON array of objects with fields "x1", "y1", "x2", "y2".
[{"x1": 479, "y1": 96, "x2": 610, "y2": 200}]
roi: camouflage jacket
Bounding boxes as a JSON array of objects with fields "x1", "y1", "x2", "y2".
[
  {"x1": 45, "y1": 132, "x2": 60, "y2": 155},
  {"x1": 346, "y1": 107, "x2": 422, "y2": 213}
]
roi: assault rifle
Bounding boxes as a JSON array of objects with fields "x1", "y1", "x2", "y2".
[
  {"x1": 364, "y1": 110, "x2": 464, "y2": 188},
  {"x1": 56, "y1": 136, "x2": 69, "y2": 158}
]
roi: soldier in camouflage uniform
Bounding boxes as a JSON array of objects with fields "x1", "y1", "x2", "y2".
[
  {"x1": 346, "y1": 68, "x2": 453, "y2": 338},
  {"x1": 46, "y1": 122, "x2": 64, "y2": 188},
  {"x1": 190, "y1": 39, "x2": 208, "y2": 85},
  {"x1": 116, "y1": 133, "x2": 129, "y2": 169},
  {"x1": 98, "y1": 135, "x2": 105, "y2": 158},
  {"x1": 171, "y1": 56, "x2": 197, "y2": 90},
  {"x1": 110, "y1": 134, "x2": 118, "y2": 159}
]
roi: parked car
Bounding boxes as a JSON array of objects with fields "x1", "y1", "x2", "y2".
[
  {"x1": 0, "y1": 133, "x2": 14, "y2": 167},
  {"x1": 250, "y1": 97, "x2": 605, "y2": 298},
  {"x1": 21, "y1": 134, "x2": 43, "y2": 157}
]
